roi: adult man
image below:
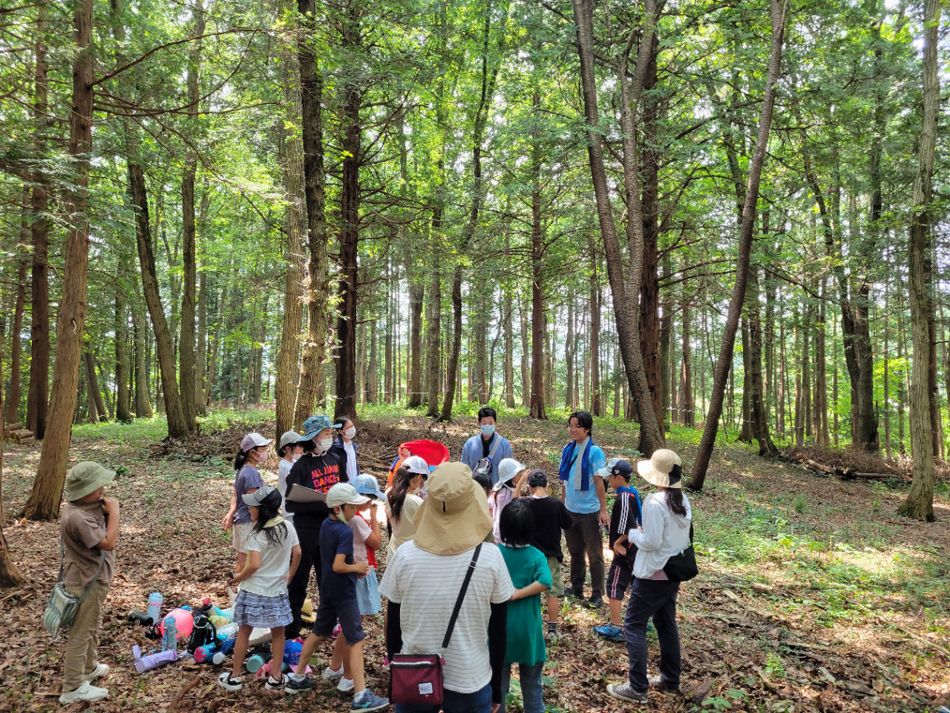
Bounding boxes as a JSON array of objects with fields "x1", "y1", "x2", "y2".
[
  {"x1": 558, "y1": 410, "x2": 608, "y2": 609},
  {"x1": 460, "y1": 406, "x2": 514, "y2": 486}
]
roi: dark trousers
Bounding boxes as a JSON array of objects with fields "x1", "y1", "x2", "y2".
[
  {"x1": 564, "y1": 511, "x2": 605, "y2": 599},
  {"x1": 623, "y1": 578, "x2": 681, "y2": 693},
  {"x1": 286, "y1": 529, "x2": 321, "y2": 639}
]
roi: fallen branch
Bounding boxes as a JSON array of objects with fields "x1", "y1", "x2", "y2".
[{"x1": 170, "y1": 675, "x2": 201, "y2": 711}]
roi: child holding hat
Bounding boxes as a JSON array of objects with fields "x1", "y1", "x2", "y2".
[
  {"x1": 607, "y1": 449, "x2": 691, "y2": 704},
  {"x1": 490, "y1": 458, "x2": 530, "y2": 543},
  {"x1": 290, "y1": 483, "x2": 389, "y2": 711},
  {"x1": 58, "y1": 462, "x2": 120, "y2": 704}
]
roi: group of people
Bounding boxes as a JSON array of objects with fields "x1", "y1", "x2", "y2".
[{"x1": 54, "y1": 406, "x2": 694, "y2": 712}]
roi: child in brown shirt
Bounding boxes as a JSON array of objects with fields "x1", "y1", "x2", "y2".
[{"x1": 59, "y1": 462, "x2": 120, "y2": 704}]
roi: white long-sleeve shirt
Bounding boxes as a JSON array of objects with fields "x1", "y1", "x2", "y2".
[{"x1": 629, "y1": 491, "x2": 692, "y2": 579}]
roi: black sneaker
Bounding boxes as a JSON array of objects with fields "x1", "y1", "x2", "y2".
[
  {"x1": 584, "y1": 596, "x2": 604, "y2": 609},
  {"x1": 562, "y1": 588, "x2": 581, "y2": 599},
  {"x1": 286, "y1": 675, "x2": 315, "y2": 695}
]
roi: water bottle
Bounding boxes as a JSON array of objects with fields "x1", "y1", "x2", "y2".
[
  {"x1": 163, "y1": 615, "x2": 177, "y2": 654},
  {"x1": 195, "y1": 643, "x2": 226, "y2": 665},
  {"x1": 216, "y1": 622, "x2": 239, "y2": 640},
  {"x1": 246, "y1": 654, "x2": 266, "y2": 673},
  {"x1": 147, "y1": 592, "x2": 163, "y2": 625}
]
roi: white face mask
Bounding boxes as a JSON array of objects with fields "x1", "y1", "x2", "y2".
[
  {"x1": 292, "y1": 453, "x2": 301, "y2": 462},
  {"x1": 343, "y1": 427, "x2": 357, "y2": 440},
  {"x1": 318, "y1": 437, "x2": 334, "y2": 451}
]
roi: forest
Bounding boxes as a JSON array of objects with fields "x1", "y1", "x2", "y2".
[{"x1": 0, "y1": 0, "x2": 948, "y2": 708}]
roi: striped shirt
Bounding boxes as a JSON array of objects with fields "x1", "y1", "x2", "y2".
[{"x1": 379, "y1": 541, "x2": 515, "y2": 693}]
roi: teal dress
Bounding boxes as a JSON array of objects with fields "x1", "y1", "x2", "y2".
[{"x1": 499, "y1": 545, "x2": 552, "y2": 665}]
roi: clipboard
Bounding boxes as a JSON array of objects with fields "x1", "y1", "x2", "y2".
[{"x1": 287, "y1": 483, "x2": 327, "y2": 503}]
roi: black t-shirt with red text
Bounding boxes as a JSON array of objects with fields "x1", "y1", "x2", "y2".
[{"x1": 285, "y1": 451, "x2": 345, "y2": 534}]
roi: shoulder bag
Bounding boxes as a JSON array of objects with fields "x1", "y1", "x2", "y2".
[
  {"x1": 43, "y1": 540, "x2": 105, "y2": 640},
  {"x1": 390, "y1": 544, "x2": 482, "y2": 705},
  {"x1": 473, "y1": 437, "x2": 502, "y2": 479},
  {"x1": 663, "y1": 522, "x2": 697, "y2": 581}
]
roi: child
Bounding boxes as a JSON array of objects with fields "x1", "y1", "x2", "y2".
[
  {"x1": 524, "y1": 470, "x2": 574, "y2": 641},
  {"x1": 491, "y1": 458, "x2": 531, "y2": 544},
  {"x1": 290, "y1": 483, "x2": 389, "y2": 711},
  {"x1": 472, "y1": 470, "x2": 493, "y2": 498},
  {"x1": 276, "y1": 430, "x2": 305, "y2": 524},
  {"x1": 218, "y1": 486, "x2": 304, "y2": 693},
  {"x1": 498, "y1": 499, "x2": 551, "y2": 713},
  {"x1": 594, "y1": 459, "x2": 642, "y2": 643},
  {"x1": 323, "y1": 474, "x2": 385, "y2": 692},
  {"x1": 58, "y1": 462, "x2": 120, "y2": 704},
  {"x1": 223, "y1": 433, "x2": 272, "y2": 574}
]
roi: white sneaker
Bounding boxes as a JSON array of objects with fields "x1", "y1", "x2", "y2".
[
  {"x1": 83, "y1": 662, "x2": 110, "y2": 683},
  {"x1": 60, "y1": 682, "x2": 108, "y2": 704},
  {"x1": 217, "y1": 672, "x2": 243, "y2": 692},
  {"x1": 337, "y1": 677, "x2": 355, "y2": 693},
  {"x1": 323, "y1": 666, "x2": 344, "y2": 682}
]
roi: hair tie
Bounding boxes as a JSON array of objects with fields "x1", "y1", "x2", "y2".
[{"x1": 668, "y1": 464, "x2": 682, "y2": 485}]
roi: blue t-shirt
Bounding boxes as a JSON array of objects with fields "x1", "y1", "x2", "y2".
[
  {"x1": 233, "y1": 465, "x2": 265, "y2": 525},
  {"x1": 562, "y1": 443, "x2": 606, "y2": 515},
  {"x1": 319, "y1": 516, "x2": 356, "y2": 599}
]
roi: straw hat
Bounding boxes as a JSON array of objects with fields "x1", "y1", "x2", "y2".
[
  {"x1": 412, "y1": 462, "x2": 492, "y2": 555},
  {"x1": 636, "y1": 450, "x2": 683, "y2": 489}
]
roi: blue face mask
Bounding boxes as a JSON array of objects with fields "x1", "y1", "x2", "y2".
[{"x1": 480, "y1": 424, "x2": 496, "y2": 437}]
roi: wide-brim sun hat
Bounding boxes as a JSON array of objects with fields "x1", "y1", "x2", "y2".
[
  {"x1": 352, "y1": 473, "x2": 387, "y2": 501},
  {"x1": 326, "y1": 482, "x2": 369, "y2": 509},
  {"x1": 402, "y1": 455, "x2": 430, "y2": 475},
  {"x1": 412, "y1": 462, "x2": 493, "y2": 555},
  {"x1": 636, "y1": 449, "x2": 683, "y2": 489},
  {"x1": 66, "y1": 461, "x2": 116, "y2": 501},
  {"x1": 279, "y1": 430, "x2": 304, "y2": 450},
  {"x1": 240, "y1": 432, "x2": 273, "y2": 452},
  {"x1": 301, "y1": 414, "x2": 342, "y2": 441},
  {"x1": 495, "y1": 458, "x2": 526, "y2": 489},
  {"x1": 242, "y1": 484, "x2": 281, "y2": 508}
]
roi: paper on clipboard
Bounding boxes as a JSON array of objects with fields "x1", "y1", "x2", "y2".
[{"x1": 287, "y1": 484, "x2": 327, "y2": 503}]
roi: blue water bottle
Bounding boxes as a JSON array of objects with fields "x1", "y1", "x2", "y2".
[
  {"x1": 147, "y1": 592, "x2": 163, "y2": 626},
  {"x1": 163, "y1": 615, "x2": 177, "y2": 654}
]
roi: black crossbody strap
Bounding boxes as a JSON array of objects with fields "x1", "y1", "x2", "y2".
[{"x1": 440, "y1": 544, "x2": 482, "y2": 652}]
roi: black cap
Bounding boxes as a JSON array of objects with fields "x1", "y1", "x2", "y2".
[{"x1": 610, "y1": 460, "x2": 633, "y2": 479}]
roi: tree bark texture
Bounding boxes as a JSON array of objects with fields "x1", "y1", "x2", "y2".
[
  {"x1": 5, "y1": 212, "x2": 28, "y2": 424},
  {"x1": 24, "y1": 0, "x2": 95, "y2": 520},
  {"x1": 689, "y1": 0, "x2": 787, "y2": 490},
  {"x1": 407, "y1": 280, "x2": 424, "y2": 408}
]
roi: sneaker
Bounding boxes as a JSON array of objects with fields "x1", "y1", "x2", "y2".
[
  {"x1": 381, "y1": 656, "x2": 391, "y2": 672},
  {"x1": 266, "y1": 674, "x2": 289, "y2": 691},
  {"x1": 217, "y1": 673, "x2": 243, "y2": 692},
  {"x1": 338, "y1": 677, "x2": 355, "y2": 693},
  {"x1": 82, "y1": 662, "x2": 110, "y2": 682},
  {"x1": 323, "y1": 665, "x2": 344, "y2": 682},
  {"x1": 351, "y1": 688, "x2": 390, "y2": 711},
  {"x1": 584, "y1": 596, "x2": 604, "y2": 609},
  {"x1": 286, "y1": 675, "x2": 316, "y2": 695},
  {"x1": 562, "y1": 587, "x2": 581, "y2": 599},
  {"x1": 648, "y1": 675, "x2": 680, "y2": 694},
  {"x1": 59, "y1": 682, "x2": 108, "y2": 704},
  {"x1": 606, "y1": 682, "x2": 648, "y2": 702},
  {"x1": 593, "y1": 623, "x2": 624, "y2": 643},
  {"x1": 544, "y1": 624, "x2": 561, "y2": 642}
]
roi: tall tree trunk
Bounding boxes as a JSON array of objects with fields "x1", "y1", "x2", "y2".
[
  {"x1": 738, "y1": 320, "x2": 753, "y2": 440},
  {"x1": 519, "y1": 293, "x2": 530, "y2": 408},
  {"x1": 571, "y1": 0, "x2": 663, "y2": 452},
  {"x1": 84, "y1": 351, "x2": 107, "y2": 421},
  {"x1": 680, "y1": 305, "x2": 694, "y2": 427},
  {"x1": 529, "y1": 92, "x2": 547, "y2": 420},
  {"x1": 114, "y1": 253, "x2": 131, "y2": 422},
  {"x1": 5, "y1": 209, "x2": 28, "y2": 424},
  {"x1": 504, "y1": 248, "x2": 515, "y2": 409},
  {"x1": 293, "y1": 0, "x2": 329, "y2": 428},
  {"x1": 747, "y1": 267, "x2": 778, "y2": 456},
  {"x1": 133, "y1": 305, "x2": 153, "y2": 417},
  {"x1": 815, "y1": 276, "x2": 830, "y2": 447},
  {"x1": 276, "y1": 46, "x2": 307, "y2": 437},
  {"x1": 900, "y1": 0, "x2": 940, "y2": 520},
  {"x1": 566, "y1": 296, "x2": 575, "y2": 409},
  {"x1": 27, "y1": 4, "x2": 50, "y2": 440},
  {"x1": 195, "y1": 186, "x2": 210, "y2": 415},
  {"x1": 0, "y1": 321, "x2": 25, "y2": 584},
  {"x1": 659, "y1": 253, "x2": 672, "y2": 431},
  {"x1": 129, "y1": 162, "x2": 191, "y2": 439},
  {"x1": 424, "y1": 268, "x2": 441, "y2": 416},
  {"x1": 689, "y1": 0, "x2": 787, "y2": 489},
  {"x1": 407, "y1": 281, "x2": 425, "y2": 408},
  {"x1": 802, "y1": 303, "x2": 811, "y2": 442},
  {"x1": 23, "y1": 0, "x2": 96, "y2": 520},
  {"x1": 589, "y1": 247, "x2": 602, "y2": 416}
]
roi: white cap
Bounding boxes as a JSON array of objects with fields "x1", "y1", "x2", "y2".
[
  {"x1": 326, "y1": 482, "x2": 370, "y2": 509},
  {"x1": 403, "y1": 456, "x2": 430, "y2": 475}
]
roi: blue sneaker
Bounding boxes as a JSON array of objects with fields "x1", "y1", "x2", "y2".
[
  {"x1": 594, "y1": 623, "x2": 625, "y2": 643},
  {"x1": 351, "y1": 689, "x2": 389, "y2": 712}
]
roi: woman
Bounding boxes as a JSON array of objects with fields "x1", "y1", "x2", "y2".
[
  {"x1": 607, "y1": 449, "x2": 691, "y2": 704},
  {"x1": 384, "y1": 456, "x2": 429, "y2": 557},
  {"x1": 379, "y1": 462, "x2": 514, "y2": 713},
  {"x1": 330, "y1": 417, "x2": 360, "y2": 484}
]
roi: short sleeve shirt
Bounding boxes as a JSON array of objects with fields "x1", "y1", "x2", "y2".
[
  {"x1": 499, "y1": 545, "x2": 551, "y2": 665},
  {"x1": 233, "y1": 465, "x2": 265, "y2": 525},
  {"x1": 319, "y1": 517, "x2": 356, "y2": 599},
  {"x1": 61, "y1": 501, "x2": 115, "y2": 588},
  {"x1": 349, "y1": 513, "x2": 372, "y2": 564},
  {"x1": 379, "y1": 542, "x2": 515, "y2": 694},
  {"x1": 563, "y1": 444, "x2": 607, "y2": 514},
  {"x1": 241, "y1": 520, "x2": 300, "y2": 597}
]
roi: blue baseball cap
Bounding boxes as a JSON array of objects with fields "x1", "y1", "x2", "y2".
[{"x1": 352, "y1": 473, "x2": 387, "y2": 501}]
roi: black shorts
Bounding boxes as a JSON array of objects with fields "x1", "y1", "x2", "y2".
[
  {"x1": 313, "y1": 594, "x2": 364, "y2": 645},
  {"x1": 606, "y1": 559, "x2": 634, "y2": 601}
]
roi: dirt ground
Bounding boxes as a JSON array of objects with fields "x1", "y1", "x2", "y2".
[{"x1": 1, "y1": 411, "x2": 948, "y2": 713}]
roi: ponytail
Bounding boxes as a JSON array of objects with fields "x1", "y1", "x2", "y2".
[
  {"x1": 665, "y1": 488, "x2": 687, "y2": 517},
  {"x1": 388, "y1": 466, "x2": 414, "y2": 522},
  {"x1": 234, "y1": 448, "x2": 249, "y2": 472}
]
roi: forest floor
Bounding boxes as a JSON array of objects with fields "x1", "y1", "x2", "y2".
[{"x1": 1, "y1": 406, "x2": 948, "y2": 713}]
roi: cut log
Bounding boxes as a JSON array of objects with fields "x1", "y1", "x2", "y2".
[
  {"x1": 4, "y1": 423, "x2": 23, "y2": 432},
  {"x1": 805, "y1": 459, "x2": 837, "y2": 475}
]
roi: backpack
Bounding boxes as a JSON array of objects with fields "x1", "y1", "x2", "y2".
[{"x1": 187, "y1": 614, "x2": 217, "y2": 653}]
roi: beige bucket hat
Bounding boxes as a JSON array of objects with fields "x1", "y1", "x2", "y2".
[
  {"x1": 636, "y1": 449, "x2": 684, "y2": 489},
  {"x1": 412, "y1": 462, "x2": 492, "y2": 555},
  {"x1": 66, "y1": 461, "x2": 116, "y2": 501}
]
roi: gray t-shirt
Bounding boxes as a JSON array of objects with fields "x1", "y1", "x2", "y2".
[
  {"x1": 233, "y1": 465, "x2": 264, "y2": 525},
  {"x1": 240, "y1": 520, "x2": 300, "y2": 597}
]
